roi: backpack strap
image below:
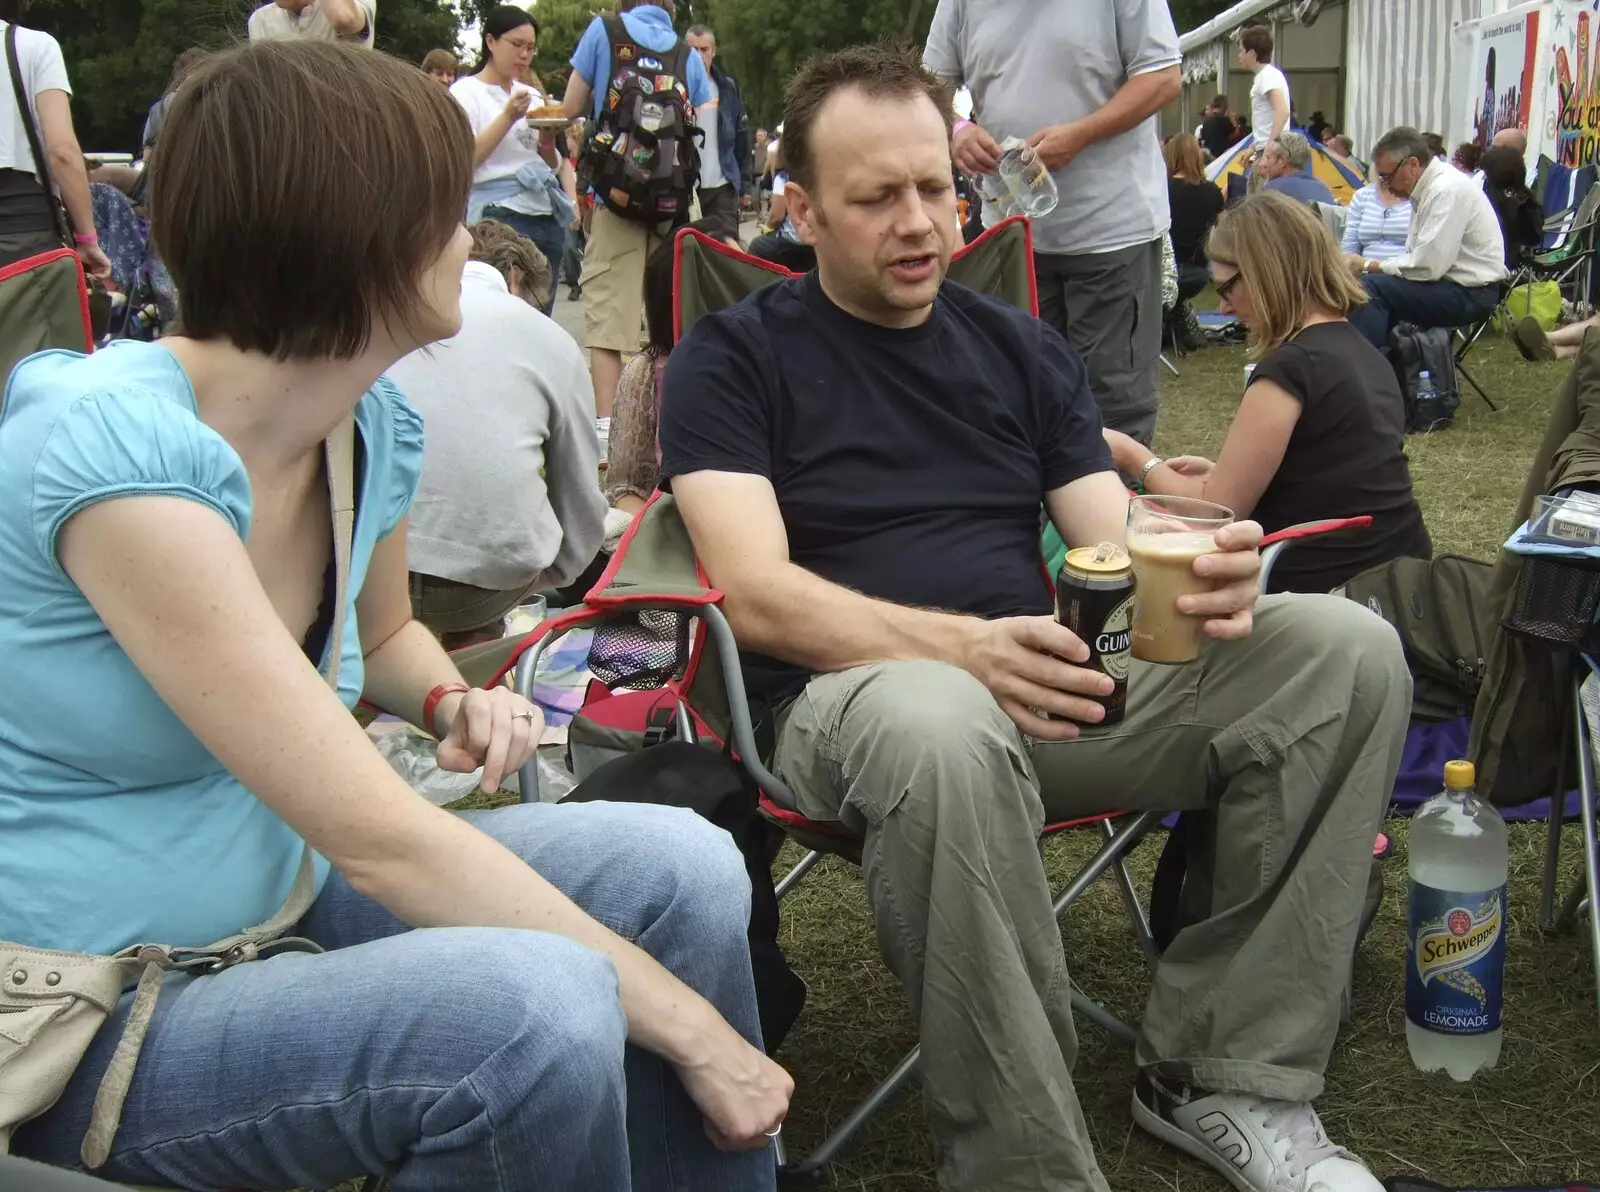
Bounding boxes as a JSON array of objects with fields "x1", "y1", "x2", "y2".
[
  {"x1": 601, "y1": 11, "x2": 636, "y2": 72},
  {"x1": 5, "y1": 23, "x2": 68, "y2": 244},
  {"x1": 78, "y1": 416, "x2": 357, "y2": 1168}
]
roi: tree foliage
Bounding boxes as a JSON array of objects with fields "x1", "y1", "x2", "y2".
[
  {"x1": 27, "y1": 0, "x2": 459, "y2": 154},
  {"x1": 1169, "y1": 0, "x2": 1239, "y2": 35}
]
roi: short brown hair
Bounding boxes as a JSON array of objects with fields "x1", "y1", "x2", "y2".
[
  {"x1": 1204, "y1": 192, "x2": 1366, "y2": 355},
  {"x1": 780, "y1": 42, "x2": 954, "y2": 192},
  {"x1": 469, "y1": 219, "x2": 553, "y2": 303},
  {"x1": 421, "y1": 48, "x2": 457, "y2": 75},
  {"x1": 150, "y1": 40, "x2": 471, "y2": 361},
  {"x1": 1164, "y1": 132, "x2": 1206, "y2": 185},
  {"x1": 1240, "y1": 25, "x2": 1273, "y2": 62}
]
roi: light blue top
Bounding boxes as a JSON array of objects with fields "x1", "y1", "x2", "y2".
[
  {"x1": 1341, "y1": 183, "x2": 1414, "y2": 262},
  {"x1": 0, "y1": 341, "x2": 424, "y2": 955},
  {"x1": 569, "y1": 5, "x2": 712, "y2": 121}
]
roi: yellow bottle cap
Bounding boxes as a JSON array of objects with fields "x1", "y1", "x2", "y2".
[{"x1": 1443, "y1": 759, "x2": 1476, "y2": 789}]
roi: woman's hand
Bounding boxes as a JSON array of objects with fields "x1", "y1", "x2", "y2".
[
  {"x1": 673, "y1": 1012, "x2": 795, "y2": 1151},
  {"x1": 436, "y1": 686, "x2": 543, "y2": 793},
  {"x1": 503, "y1": 88, "x2": 533, "y2": 122},
  {"x1": 1164, "y1": 455, "x2": 1215, "y2": 478},
  {"x1": 79, "y1": 243, "x2": 112, "y2": 281}
]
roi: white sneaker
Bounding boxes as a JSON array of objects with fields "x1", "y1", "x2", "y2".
[{"x1": 1132, "y1": 1072, "x2": 1382, "y2": 1192}]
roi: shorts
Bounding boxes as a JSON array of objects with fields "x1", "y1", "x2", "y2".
[{"x1": 579, "y1": 204, "x2": 669, "y2": 354}]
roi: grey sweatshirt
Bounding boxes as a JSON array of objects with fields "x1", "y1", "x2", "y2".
[{"x1": 388, "y1": 261, "x2": 606, "y2": 591}]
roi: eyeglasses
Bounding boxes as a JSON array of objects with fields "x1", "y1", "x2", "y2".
[
  {"x1": 1214, "y1": 272, "x2": 1243, "y2": 302},
  {"x1": 1376, "y1": 157, "x2": 1415, "y2": 186},
  {"x1": 499, "y1": 36, "x2": 535, "y2": 52}
]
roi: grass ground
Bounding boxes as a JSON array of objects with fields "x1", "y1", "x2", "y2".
[{"x1": 336, "y1": 334, "x2": 1598, "y2": 1192}]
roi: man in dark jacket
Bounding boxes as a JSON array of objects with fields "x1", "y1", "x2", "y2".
[{"x1": 687, "y1": 23, "x2": 748, "y2": 242}]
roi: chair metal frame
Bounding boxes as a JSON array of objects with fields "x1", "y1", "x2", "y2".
[{"x1": 1539, "y1": 659, "x2": 1600, "y2": 1025}]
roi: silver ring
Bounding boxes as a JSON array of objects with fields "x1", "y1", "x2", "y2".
[
  {"x1": 763, "y1": 1123, "x2": 783, "y2": 1138},
  {"x1": 513, "y1": 711, "x2": 538, "y2": 721}
]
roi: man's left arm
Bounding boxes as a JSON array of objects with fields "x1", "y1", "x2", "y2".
[
  {"x1": 318, "y1": 0, "x2": 372, "y2": 38},
  {"x1": 1027, "y1": 0, "x2": 1181, "y2": 171}
]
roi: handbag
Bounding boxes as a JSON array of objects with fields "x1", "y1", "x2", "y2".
[
  {"x1": 4, "y1": 22, "x2": 70, "y2": 247},
  {"x1": 0, "y1": 416, "x2": 357, "y2": 1169}
]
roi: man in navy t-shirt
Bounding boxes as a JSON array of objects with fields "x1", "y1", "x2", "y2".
[{"x1": 661, "y1": 43, "x2": 1408, "y2": 1192}]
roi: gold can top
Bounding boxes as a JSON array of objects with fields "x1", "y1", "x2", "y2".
[
  {"x1": 1064, "y1": 543, "x2": 1131, "y2": 576},
  {"x1": 1443, "y1": 759, "x2": 1476, "y2": 790}
]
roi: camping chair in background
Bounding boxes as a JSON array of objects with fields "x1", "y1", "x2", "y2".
[{"x1": 0, "y1": 248, "x2": 91, "y2": 387}]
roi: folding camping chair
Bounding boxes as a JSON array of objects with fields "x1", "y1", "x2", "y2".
[{"x1": 0, "y1": 248, "x2": 92, "y2": 385}]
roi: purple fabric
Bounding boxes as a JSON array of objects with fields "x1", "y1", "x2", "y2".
[{"x1": 1393, "y1": 716, "x2": 1580, "y2": 820}]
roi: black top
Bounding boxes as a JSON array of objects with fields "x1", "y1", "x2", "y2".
[
  {"x1": 1200, "y1": 113, "x2": 1235, "y2": 158},
  {"x1": 1168, "y1": 178, "x2": 1226, "y2": 266},
  {"x1": 659, "y1": 273, "x2": 1114, "y2": 706},
  {"x1": 1248, "y1": 321, "x2": 1432, "y2": 593}
]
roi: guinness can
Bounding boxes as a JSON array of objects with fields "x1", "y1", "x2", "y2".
[{"x1": 1057, "y1": 543, "x2": 1134, "y2": 726}]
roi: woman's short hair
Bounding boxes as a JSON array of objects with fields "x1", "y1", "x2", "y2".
[
  {"x1": 469, "y1": 219, "x2": 552, "y2": 303},
  {"x1": 1204, "y1": 192, "x2": 1367, "y2": 356},
  {"x1": 149, "y1": 40, "x2": 471, "y2": 361},
  {"x1": 1164, "y1": 132, "x2": 1206, "y2": 185},
  {"x1": 421, "y1": 48, "x2": 457, "y2": 75}
]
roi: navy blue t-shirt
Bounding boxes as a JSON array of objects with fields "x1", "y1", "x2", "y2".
[{"x1": 658, "y1": 272, "x2": 1114, "y2": 706}]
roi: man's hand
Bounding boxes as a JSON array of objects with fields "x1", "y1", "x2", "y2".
[
  {"x1": 952, "y1": 121, "x2": 1002, "y2": 176},
  {"x1": 958, "y1": 616, "x2": 1115, "y2": 742},
  {"x1": 1026, "y1": 122, "x2": 1089, "y2": 172},
  {"x1": 1185, "y1": 520, "x2": 1264, "y2": 642},
  {"x1": 1344, "y1": 252, "x2": 1368, "y2": 277}
]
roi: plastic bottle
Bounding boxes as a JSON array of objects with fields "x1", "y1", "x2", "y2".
[
  {"x1": 1413, "y1": 369, "x2": 1444, "y2": 432},
  {"x1": 1405, "y1": 759, "x2": 1508, "y2": 1080}
]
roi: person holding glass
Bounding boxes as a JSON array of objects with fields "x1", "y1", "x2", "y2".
[
  {"x1": 451, "y1": 5, "x2": 570, "y2": 314},
  {"x1": 1105, "y1": 192, "x2": 1431, "y2": 594}
]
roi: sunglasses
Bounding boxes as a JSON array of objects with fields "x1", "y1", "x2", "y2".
[{"x1": 1214, "y1": 272, "x2": 1243, "y2": 302}]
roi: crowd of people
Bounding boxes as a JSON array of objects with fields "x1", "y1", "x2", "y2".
[{"x1": 0, "y1": 1, "x2": 1574, "y2": 1192}]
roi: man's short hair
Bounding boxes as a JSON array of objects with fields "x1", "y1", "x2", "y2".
[
  {"x1": 1327, "y1": 133, "x2": 1353, "y2": 156},
  {"x1": 150, "y1": 39, "x2": 471, "y2": 361},
  {"x1": 470, "y1": 219, "x2": 552, "y2": 303},
  {"x1": 686, "y1": 23, "x2": 714, "y2": 40},
  {"x1": 1239, "y1": 25, "x2": 1273, "y2": 62},
  {"x1": 1274, "y1": 130, "x2": 1312, "y2": 171},
  {"x1": 780, "y1": 42, "x2": 954, "y2": 192},
  {"x1": 1371, "y1": 126, "x2": 1432, "y2": 169},
  {"x1": 1210, "y1": 94, "x2": 1228, "y2": 110},
  {"x1": 420, "y1": 48, "x2": 457, "y2": 75}
]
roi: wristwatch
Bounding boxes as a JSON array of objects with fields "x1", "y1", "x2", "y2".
[{"x1": 1139, "y1": 455, "x2": 1165, "y2": 485}]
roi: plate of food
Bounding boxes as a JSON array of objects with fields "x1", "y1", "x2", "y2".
[{"x1": 527, "y1": 103, "x2": 574, "y2": 129}]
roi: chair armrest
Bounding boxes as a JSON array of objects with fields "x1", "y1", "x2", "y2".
[{"x1": 1258, "y1": 516, "x2": 1373, "y2": 592}]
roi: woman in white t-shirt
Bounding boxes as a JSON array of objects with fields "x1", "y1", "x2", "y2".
[
  {"x1": 0, "y1": 0, "x2": 108, "y2": 276},
  {"x1": 450, "y1": 5, "x2": 566, "y2": 314}
]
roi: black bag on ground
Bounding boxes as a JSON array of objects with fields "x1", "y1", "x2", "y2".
[
  {"x1": 1388, "y1": 323, "x2": 1461, "y2": 432},
  {"x1": 1342, "y1": 554, "x2": 1492, "y2": 723},
  {"x1": 579, "y1": 14, "x2": 701, "y2": 227},
  {"x1": 562, "y1": 738, "x2": 807, "y2": 1053}
]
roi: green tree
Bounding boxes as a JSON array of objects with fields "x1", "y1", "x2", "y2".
[
  {"x1": 453, "y1": 0, "x2": 602, "y2": 90},
  {"x1": 1170, "y1": 0, "x2": 1236, "y2": 34},
  {"x1": 702, "y1": 0, "x2": 933, "y2": 129},
  {"x1": 27, "y1": 0, "x2": 458, "y2": 154}
]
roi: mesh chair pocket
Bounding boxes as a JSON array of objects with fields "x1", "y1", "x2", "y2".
[
  {"x1": 588, "y1": 609, "x2": 692, "y2": 690},
  {"x1": 1504, "y1": 556, "x2": 1600, "y2": 651}
]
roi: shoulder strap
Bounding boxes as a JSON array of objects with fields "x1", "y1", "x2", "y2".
[
  {"x1": 81, "y1": 416, "x2": 358, "y2": 1169},
  {"x1": 663, "y1": 34, "x2": 692, "y2": 83},
  {"x1": 601, "y1": 12, "x2": 634, "y2": 58},
  {"x1": 6, "y1": 24, "x2": 66, "y2": 243}
]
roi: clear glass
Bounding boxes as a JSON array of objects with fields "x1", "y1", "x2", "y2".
[
  {"x1": 994, "y1": 138, "x2": 1059, "y2": 218},
  {"x1": 1125, "y1": 494, "x2": 1234, "y2": 665}
]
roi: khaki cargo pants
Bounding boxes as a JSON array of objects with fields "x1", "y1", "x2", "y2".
[{"x1": 772, "y1": 594, "x2": 1410, "y2": 1192}]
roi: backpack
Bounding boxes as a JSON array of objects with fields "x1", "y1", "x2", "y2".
[
  {"x1": 1387, "y1": 324, "x2": 1461, "y2": 433},
  {"x1": 1342, "y1": 554, "x2": 1493, "y2": 723},
  {"x1": 561, "y1": 733, "x2": 807, "y2": 1054},
  {"x1": 580, "y1": 14, "x2": 701, "y2": 227}
]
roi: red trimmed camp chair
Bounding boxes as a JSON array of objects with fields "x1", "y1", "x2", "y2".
[
  {"x1": 473, "y1": 225, "x2": 1377, "y2": 1184},
  {"x1": 0, "y1": 248, "x2": 92, "y2": 386}
]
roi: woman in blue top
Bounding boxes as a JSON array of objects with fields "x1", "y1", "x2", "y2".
[
  {"x1": 1339, "y1": 175, "x2": 1413, "y2": 263},
  {"x1": 1, "y1": 40, "x2": 788, "y2": 1192}
]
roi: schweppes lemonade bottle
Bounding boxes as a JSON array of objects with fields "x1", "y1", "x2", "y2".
[{"x1": 1406, "y1": 760, "x2": 1507, "y2": 1080}]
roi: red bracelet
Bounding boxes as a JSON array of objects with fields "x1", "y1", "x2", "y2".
[{"x1": 422, "y1": 681, "x2": 469, "y2": 737}]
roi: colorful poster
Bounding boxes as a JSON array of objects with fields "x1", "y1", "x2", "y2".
[
  {"x1": 1555, "y1": 7, "x2": 1600, "y2": 167},
  {"x1": 1471, "y1": 11, "x2": 1541, "y2": 149}
]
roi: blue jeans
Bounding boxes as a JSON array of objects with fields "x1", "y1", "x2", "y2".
[
  {"x1": 14, "y1": 803, "x2": 776, "y2": 1192},
  {"x1": 1348, "y1": 272, "x2": 1501, "y2": 348},
  {"x1": 483, "y1": 205, "x2": 567, "y2": 316}
]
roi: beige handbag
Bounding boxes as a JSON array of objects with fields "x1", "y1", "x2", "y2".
[{"x1": 0, "y1": 417, "x2": 357, "y2": 1169}]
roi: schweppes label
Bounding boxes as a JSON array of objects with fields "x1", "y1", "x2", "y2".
[{"x1": 1405, "y1": 882, "x2": 1506, "y2": 1036}]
